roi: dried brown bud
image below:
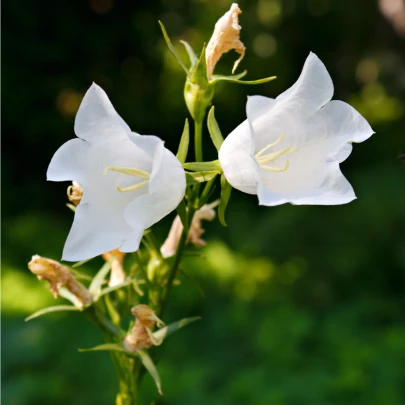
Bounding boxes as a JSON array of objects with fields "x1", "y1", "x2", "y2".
[
  {"x1": 28, "y1": 255, "x2": 92, "y2": 306},
  {"x1": 102, "y1": 249, "x2": 126, "y2": 287},
  {"x1": 160, "y1": 201, "x2": 218, "y2": 258},
  {"x1": 67, "y1": 181, "x2": 83, "y2": 206},
  {"x1": 124, "y1": 304, "x2": 165, "y2": 351},
  {"x1": 206, "y1": 3, "x2": 246, "y2": 78}
]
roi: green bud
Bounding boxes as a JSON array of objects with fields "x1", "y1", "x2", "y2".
[{"x1": 184, "y1": 44, "x2": 215, "y2": 122}]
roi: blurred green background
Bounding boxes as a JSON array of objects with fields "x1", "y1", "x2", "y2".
[{"x1": 2, "y1": 0, "x2": 405, "y2": 404}]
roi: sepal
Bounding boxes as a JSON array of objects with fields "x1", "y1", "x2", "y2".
[
  {"x1": 207, "y1": 106, "x2": 224, "y2": 151},
  {"x1": 176, "y1": 119, "x2": 190, "y2": 164},
  {"x1": 218, "y1": 174, "x2": 232, "y2": 226},
  {"x1": 25, "y1": 305, "x2": 81, "y2": 322}
]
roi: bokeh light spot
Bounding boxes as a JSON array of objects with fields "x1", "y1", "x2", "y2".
[{"x1": 253, "y1": 33, "x2": 277, "y2": 58}]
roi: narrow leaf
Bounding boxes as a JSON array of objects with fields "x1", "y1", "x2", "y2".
[
  {"x1": 210, "y1": 75, "x2": 277, "y2": 85},
  {"x1": 59, "y1": 287, "x2": 85, "y2": 308},
  {"x1": 72, "y1": 258, "x2": 94, "y2": 268},
  {"x1": 211, "y1": 70, "x2": 247, "y2": 81},
  {"x1": 79, "y1": 343, "x2": 128, "y2": 354},
  {"x1": 186, "y1": 172, "x2": 198, "y2": 186},
  {"x1": 180, "y1": 40, "x2": 198, "y2": 69},
  {"x1": 176, "y1": 119, "x2": 189, "y2": 164},
  {"x1": 153, "y1": 316, "x2": 201, "y2": 342},
  {"x1": 176, "y1": 199, "x2": 189, "y2": 235},
  {"x1": 186, "y1": 171, "x2": 219, "y2": 183},
  {"x1": 218, "y1": 174, "x2": 232, "y2": 226},
  {"x1": 190, "y1": 43, "x2": 208, "y2": 84},
  {"x1": 98, "y1": 279, "x2": 143, "y2": 298},
  {"x1": 89, "y1": 261, "x2": 111, "y2": 296},
  {"x1": 25, "y1": 305, "x2": 81, "y2": 322},
  {"x1": 207, "y1": 106, "x2": 224, "y2": 151},
  {"x1": 137, "y1": 350, "x2": 163, "y2": 395},
  {"x1": 183, "y1": 160, "x2": 221, "y2": 172},
  {"x1": 158, "y1": 21, "x2": 190, "y2": 78}
]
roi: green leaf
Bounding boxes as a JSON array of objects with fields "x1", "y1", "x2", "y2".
[
  {"x1": 190, "y1": 44, "x2": 208, "y2": 85},
  {"x1": 180, "y1": 40, "x2": 198, "y2": 70},
  {"x1": 98, "y1": 279, "x2": 144, "y2": 298},
  {"x1": 59, "y1": 287, "x2": 85, "y2": 308},
  {"x1": 137, "y1": 350, "x2": 163, "y2": 395},
  {"x1": 79, "y1": 342, "x2": 162, "y2": 395},
  {"x1": 72, "y1": 258, "x2": 94, "y2": 268},
  {"x1": 25, "y1": 305, "x2": 81, "y2": 322},
  {"x1": 176, "y1": 199, "x2": 189, "y2": 235},
  {"x1": 176, "y1": 119, "x2": 189, "y2": 164},
  {"x1": 79, "y1": 343, "x2": 128, "y2": 355},
  {"x1": 207, "y1": 106, "x2": 224, "y2": 152},
  {"x1": 153, "y1": 316, "x2": 201, "y2": 342},
  {"x1": 186, "y1": 171, "x2": 219, "y2": 183},
  {"x1": 183, "y1": 160, "x2": 221, "y2": 172},
  {"x1": 211, "y1": 70, "x2": 247, "y2": 81},
  {"x1": 158, "y1": 21, "x2": 190, "y2": 78},
  {"x1": 218, "y1": 174, "x2": 232, "y2": 226},
  {"x1": 210, "y1": 75, "x2": 277, "y2": 85},
  {"x1": 89, "y1": 261, "x2": 111, "y2": 296},
  {"x1": 186, "y1": 172, "x2": 198, "y2": 186}
]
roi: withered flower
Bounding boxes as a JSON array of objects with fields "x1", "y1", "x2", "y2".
[
  {"x1": 28, "y1": 255, "x2": 92, "y2": 306},
  {"x1": 102, "y1": 249, "x2": 126, "y2": 287},
  {"x1": 160, "y1": 201, "x2": 218, "y2": 258},
  {"x1": 124, "y1": 304, "x2": 165, "y2": 351},
  {"x1": 67, "y1": 181, "x2": 83, "y2": 206},
  {"x1": 206, "y1": 3, "x2": 246, "y2": 79}
]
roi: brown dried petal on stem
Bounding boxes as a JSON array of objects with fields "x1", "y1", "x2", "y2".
[
  {"x1": 206, "y1": 3, "x2": 246, "y2": 78},
  {"x1": 102, "y1": 249, "x2": 126, "y2": 287},
  {"x1": 67, "y1": 181, "x2": 83, "y2": 206},
  {"x1": 160, "y1": 202, "x2": 219, "y2": 258},
  {"x1": 124, "y1": 305, "x2": 165, "y2": 351},
  {"x1": 28, "y1": 255, "x2": 92, "y2": 306}
]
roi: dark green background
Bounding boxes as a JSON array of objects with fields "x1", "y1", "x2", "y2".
[{"x1": 2, "y1": 0, "x2": 405, "y2": 404}]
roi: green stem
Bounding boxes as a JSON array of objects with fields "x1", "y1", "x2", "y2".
[
  {"x1": 116, "y1": 359, "x2": 140, "y2": 405},
  {"x1": 194, "y1": 119, "x2": 203, "y2": 162}
]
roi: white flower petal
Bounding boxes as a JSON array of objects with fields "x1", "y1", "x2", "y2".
[
  {"x1": 62, "y1": 203, "x2": 133, "y2": 261},
  {"x1": 47, "y1": 139, "x2": 90, "y2": 185},
  {"x1": 219, "y1": 120, "x2": 259, "y2": 195},
  {"x1": 74, "y1": 83, "x2": 130, "y2": 142},
  {"x1": 123, "y1": 148, "x2": 186, "y2": 250},
  {"x1": 276, "y1": 52, "x2": 334, "y2": 112}
]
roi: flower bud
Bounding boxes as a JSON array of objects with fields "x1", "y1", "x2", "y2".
[
  {"x1": 102, "y1": 249, "x2": 126, "y2": 287},
  {"x1": 67, "y1": 181, "x2": 83, "y2": 206},
  {"x1": 206, "y1": 3, "x2": 246, "y2": 79},
  {"x1": 160, "y1": 201, "x2": 218, "y2": 258},
  {"x1": 123, "y1": 304, "x2": 165, "y2": 351},
  {"x1": 184, "y1": 79, "x2": 215, "y2": 123},
  {"x1": 28, "y1": 255, "x2": 92, "y2": 306}
]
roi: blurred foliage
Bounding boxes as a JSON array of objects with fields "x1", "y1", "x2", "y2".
[{"x1": 2, "y1": 0, "x2": 405, "y2": 404}]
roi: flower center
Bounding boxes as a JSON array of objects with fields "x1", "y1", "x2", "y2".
[
  {"x1": 104, "y1": 166, "x2": 150, "y2": 192},
  {"x1": 255, "y1": 133, "x2": 297, "y2": 172}
]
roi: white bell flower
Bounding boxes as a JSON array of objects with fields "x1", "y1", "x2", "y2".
[
  {"x1": 48, "y1": 83, "x2": 186, "y2": 261},
  {"x1": 219, "y1": 52, "x2": 374, "y2": 206}
]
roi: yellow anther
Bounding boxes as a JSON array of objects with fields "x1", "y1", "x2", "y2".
[
  {"x1": 261, "y1": 159, "x2": 290, "y2": 172},
  {"x1": 104, "y1": 166, "x2": 150, "y2": 193},
  {"x1": 255, "y1": 133, "x2": 297, "y2": 174},
  {"x1": 255, "y1": 133, "x2": 286, "y2": 158},
  {"x1": 256, "y1": 147, "x2": 293, "y2": 165},
  {"x1": 116, "y1": 180, "x2": 149, "y2": 193},
  {"x1": 104, "y1": 166, "x2": 150, "y2": 179}
]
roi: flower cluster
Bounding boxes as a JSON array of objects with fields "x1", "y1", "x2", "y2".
[{"x1": 27, "y1": 4, "x2": 375, "y2": 400}]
